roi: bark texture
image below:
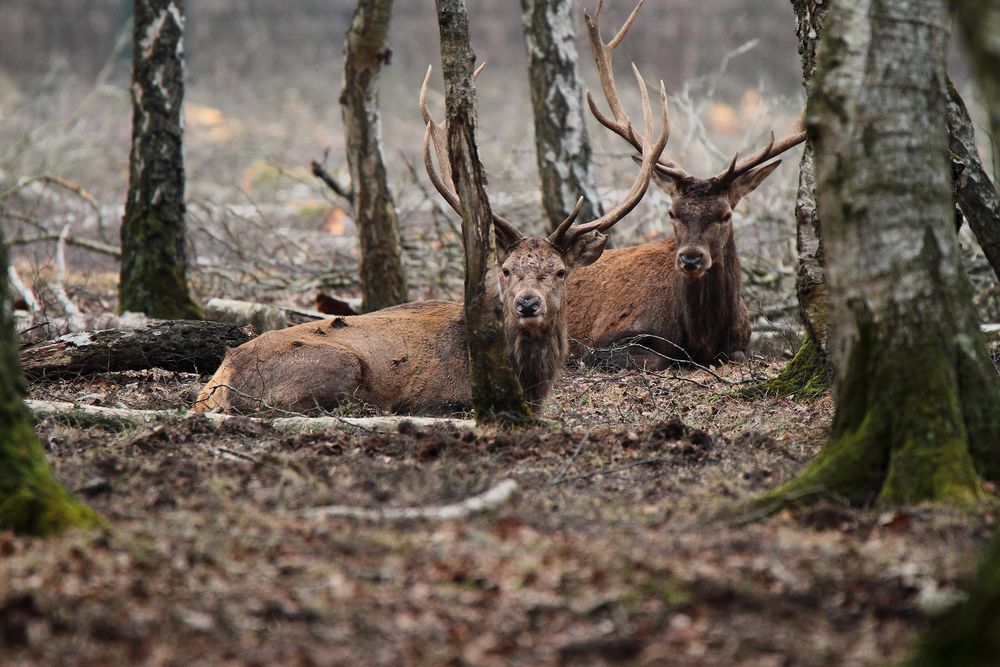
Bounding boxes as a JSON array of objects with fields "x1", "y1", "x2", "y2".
[
  {"x1": 119, "y1": 0, "x2": 202, "y2": 319},
  {"x1": 19, "y1": 321, "x2": 252, "y2": 380},
  {"x1": 0, "y1": 229, "x2": 99, "y2": 535},
  {"x1": 789, "y1": 1, "x2": 831, "y2": 355},
  {"x1": 341, "y1": 0, "x2": 409, "y2": 312},
  {"x1": 948, "y1": 78, "x2": 1000, "y2": 282},
  {"x1": 761, "y1": 0, "x2": 1000, "y2": 508},
  {"x1": 520, "y1": 0, "x2": 604, "y2": 233},
  {"x1": 435, "y1": 0, "x2": 532, "y2": 425}
]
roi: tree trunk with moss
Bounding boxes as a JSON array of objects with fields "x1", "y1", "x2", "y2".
[
  {"x1": 119, "y1": 0, "x2": 202, "y2": 320},
  {"x1": 435, "y1": 0, "x2": 532, "y2": 426},
  {"x1": 746, "y1": 0, "x2": 832, "y2": 399},
  {"x1": 0, "y1": 229, "x2": 99, "y2": 535},
  {"x1": 520, "y1": 0, "x2": 604, "y2": 234},
  {"x1": 908, "y1": 2, "x2": 1000, "y2": 662},
  {"x1": 760, "y1": 0, "x2": 1000, "y2": 509},
  {"x1": 341, "y1": 0, "x2": 409, "y2": 313}
]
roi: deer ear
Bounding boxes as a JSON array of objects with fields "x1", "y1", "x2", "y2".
[
  {"x1": 494, "y1": 227, "x2": 521, "y2": 262},
  {"x1": 563, "y1": 230, "x2": 609, "y2": 270},
  {"x1": 729, "y1": 160, "x2": 781, "y2": 204}
]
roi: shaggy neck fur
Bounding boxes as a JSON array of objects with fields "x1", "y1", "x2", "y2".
[
  {"x1": 505, "y1": 311, "x2": 568, "y2": 407},
  {"x1": 678, "y1": 230, "x2": 742, "y2": 360}
]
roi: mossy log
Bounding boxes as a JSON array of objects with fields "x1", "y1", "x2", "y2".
[{"x1": 19, "y1": 320, "x2": 252, "y2": 380}]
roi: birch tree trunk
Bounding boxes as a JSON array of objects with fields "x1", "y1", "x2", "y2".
[
  {"x1": 434, "y1": 0, "x2": 532, "y2": 426},
  {"x1": 0, "y1": 228, "x2": 99, "y2": 535},
  {"x1": 341, "y1": 0, "x2": 409, "y2": 312},
  {"x1": 119, "y1": 0, "x2": 202, "y2": 320},
  {"x1": 760, "y1": 0, "x2": 1000, "y2": 507},
  {"x1": 520, "y1": 0, "x2": 604, "y2": 234}
]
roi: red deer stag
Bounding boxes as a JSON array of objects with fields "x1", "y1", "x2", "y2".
[
  {"x1": 194, "y1": 65, "x2": 669, "y2": 415},
  {"x1": 566, "y1": 0, "x2": 807, "y2": 369}
]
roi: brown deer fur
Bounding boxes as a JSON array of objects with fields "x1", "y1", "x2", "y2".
[
  {"x1": 195, "y1": 235, "x2": 602, "y2": 415},
  {"x1": 566, "y1": 165, "x2": 784, "y2": 369}
]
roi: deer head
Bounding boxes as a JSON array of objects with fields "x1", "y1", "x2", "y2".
[
  {"x1": 586, "y1": 0, "x2": 806, "y2": 279},
  {"x1": 419, "y1": 62, "x2": 669, "y2": 337}
]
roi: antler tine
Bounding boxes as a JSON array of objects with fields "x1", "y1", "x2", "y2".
[
  {"x1": 420, "y1": 64, "x2": 524, "y2": 247},
  {"x1": 586, "y1": 0, "x2": 686, "y2": 177},
  {"x1": 608, "y1": 0, "x2": 646, "y2": 49},
  {"x1": 550, "y1": 196, "x2": 586, "y2": 247},
  {"x1": 585, "y1": 1, "x2": 639, "y2": 150},
  {"x1": 553, "y1": 71, "x2": 669, "y2": 246},
  {"x1": 714, "y1": 114, "x2": 807, "y2": 183},
  {"x1": 423, "y1": 123, "x2": 464, "y2": 217}
]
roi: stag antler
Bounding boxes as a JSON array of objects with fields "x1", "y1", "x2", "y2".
[
  {"x1": 712, "y1": 113, "x2": 807, "y2": 183},
  {"x1": 549, "y1": 64, "x2": 670, "y2": 250},
  {"x1": 419, "y1": 64, "x2": 524, "y2": 247},
  {"x1": 585, "y1": 0, "x2": 688, "y2": 182}
]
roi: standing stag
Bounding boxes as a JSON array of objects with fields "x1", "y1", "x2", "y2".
[
  {"x1": 194, "y1": 65, "x2": 669, "y2": 415},
  {"x1": 567, "y1": 0, "x2": 806, "y2": 369}
]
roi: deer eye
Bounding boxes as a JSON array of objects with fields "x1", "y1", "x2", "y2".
[
  {"x1": 667, "y1": 210, "x2": 676, "y2": 220},
  {"x1": 502, "y1": 268, "x2": 511, "y2": 277},
  {"x1": 722, "y1": 212, "x2": 732, "y2": 222},
  {"x1": 556, "y1": 269, "x2": 566, "y2": 279}
]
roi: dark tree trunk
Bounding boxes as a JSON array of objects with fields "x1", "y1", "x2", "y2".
[
  {"x1": 19, "y1": 321, "x2": 252, "y2": 380},
  {"x1": 434, "y1": 0, "x2": 532, "y2": 426},
  {"x1": 0, "y1": 228, "x2": 99, "y2": 535},
  {"x1": 341, "y1": 0, "x2": 409, "y2": 313},
  {"x1": 759, "y1": 0, "x2": 1000, "y2": 508},
  {"x1": 119, "y1": 0, "x2": 202, "y2": 320},
  {"x1": 947, "y1": 80, "x2": 1000, "y2": 283},
  {"x1": 951, "y1": 0, "x2": 1000, "y2": 184},
  {"x1": 520, "y1": 0, "x2": 604, "y2": 234}
]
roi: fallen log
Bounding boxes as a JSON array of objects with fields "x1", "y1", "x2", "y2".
[
  {"x1": 25, "y1": 399, "x2": 475, "y2": 434},
  {"x1": 19, "y1": 320, "x2": 252, "y2": 379},
  {"x1": 204, "y1": 297, "x2": 330, "y2": 333}
]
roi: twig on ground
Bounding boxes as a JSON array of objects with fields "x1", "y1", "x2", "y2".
[
  {"x1": 302, "y1": 479, "x2": 518, "y2": 521},
  {"x1": 552, "y1": 457, "x2": 672, "y2": 485},
  {"x1": 549, "y1": 432, "x2": 591, "y2": 485}
]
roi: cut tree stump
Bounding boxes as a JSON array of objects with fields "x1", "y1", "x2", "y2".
[{"x1": 19, "y1": 321, "x2": 252, "y2": 380}]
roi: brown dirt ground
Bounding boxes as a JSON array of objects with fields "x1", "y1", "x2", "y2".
[{"x1": 3, "y1": 360, "x2": 995, "y2": 666}]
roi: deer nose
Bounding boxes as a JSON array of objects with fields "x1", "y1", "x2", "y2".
[
  {"x1": 515, "y1": 295, "x2": 542, "y2": 317},
  {"x1": 679, "y1": 251, "x2": 704, "y2": 272}
]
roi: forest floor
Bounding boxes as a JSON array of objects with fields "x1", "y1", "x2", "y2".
[{"x1": 3, "y1": 358, "x2": 995, "y2": 666}]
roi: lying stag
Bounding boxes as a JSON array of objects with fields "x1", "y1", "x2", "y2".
[
  {"x1": 566, "y1": 0, "x2": 806, "y2": 369},
  {"x1": 195, "y1": 65, "x2": 668, "y2": 415}
]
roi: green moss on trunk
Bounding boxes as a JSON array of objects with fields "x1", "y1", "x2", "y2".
[
  {"x1": 119, "y1": 0, "x2": 202, "y2": 320},
  {"x1": 0, "y1": 231, "x2": 100, "y2": 535},
  {"x1": 740, "y1": 334, "x2": 829, "y2": 400},
  {"x1": 757, "y1": 310, "x2": 987, "y2": 511}
]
